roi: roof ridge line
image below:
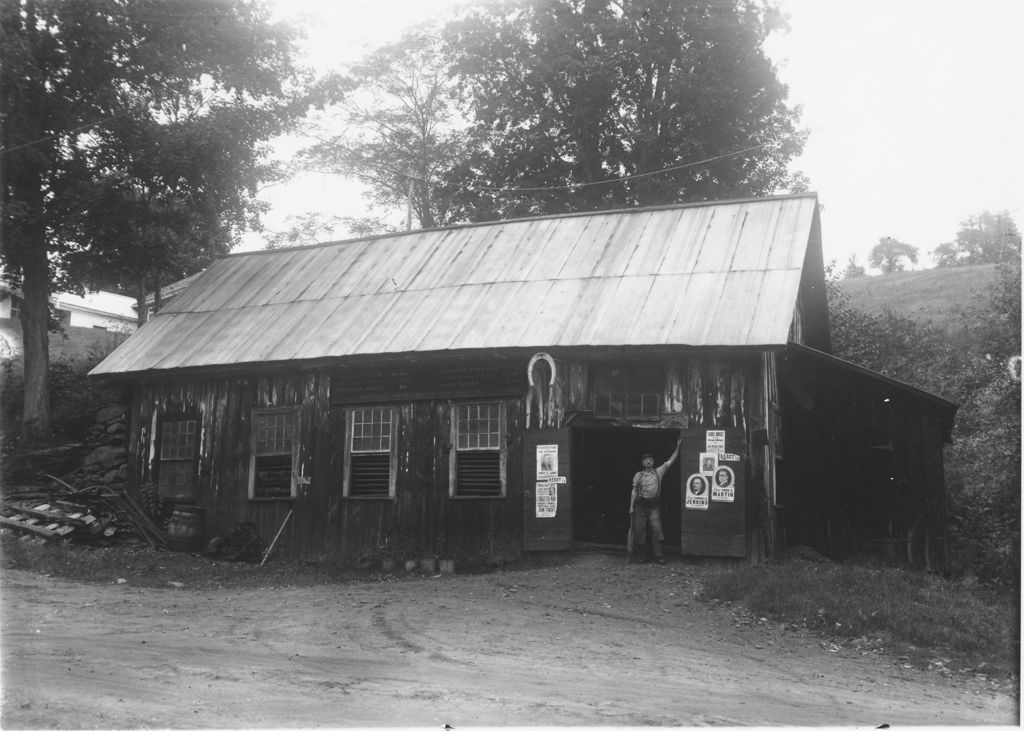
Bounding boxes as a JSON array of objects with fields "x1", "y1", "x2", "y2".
[{"x1": 226, "y1": 192, "x2": 820, "y2": 259}]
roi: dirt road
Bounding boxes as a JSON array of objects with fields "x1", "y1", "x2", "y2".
[{"x1": 1, "y1": 553, "x2": 1016, "y2": 728}]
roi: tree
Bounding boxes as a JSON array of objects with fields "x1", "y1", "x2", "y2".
[
  {"x1": 437, "y1": 0, "x2": 805, "y2": 221},
  {"x1": 298, "y1": 33, "x2": 465, "y2": 230},
  {"x1": 1, "y1": 0, "x2": 305, "y2": 442},
  {"x1": 868, "y1": 237, "x2": 918, "y2": 274},
  {"x1": 842, "y1": 254, "x2": 865, "y2": 279},
  {"x1": 933, "y1": 211, "x2": 1021, "y2": 267}
]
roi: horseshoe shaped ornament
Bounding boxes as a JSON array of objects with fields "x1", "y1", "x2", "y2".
[{"x1": 527, "y1": 352, "x2": 556, "y2": 387}]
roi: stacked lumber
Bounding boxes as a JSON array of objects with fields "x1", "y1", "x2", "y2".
[{"x1": 1, "y1": 480, "x2": 166, "y2": 549}]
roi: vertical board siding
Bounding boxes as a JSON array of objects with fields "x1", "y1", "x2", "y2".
[
  {"x1": 130, "y1": 371, "x2": 528, "y2": 561},
  {"x1": 128, "y1": 352, "x2": 767, "y2": 561}
]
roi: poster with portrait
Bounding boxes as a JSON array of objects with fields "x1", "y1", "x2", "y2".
[
  {"x1": 711, "y1": 465, "x2": 735, "y2": 502},
  {"x1": 699, "y1": 452, "x2": 718, "y2": 476},
  {"x1": 536, "y1": 444, "x2": 558, "y2": 479},
  {"x1": 535, "y1": 480, "x2": 557, "y2": 518},
  {"x1": 685, "y1": 473, "x2": 709, "y2": 510}
]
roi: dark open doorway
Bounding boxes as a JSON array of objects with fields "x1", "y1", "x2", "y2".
[{"x1": 571, "y1": 427, "x2": 683, "y2": 548}]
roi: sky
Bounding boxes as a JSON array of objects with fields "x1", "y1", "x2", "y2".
[{"x1": 252, "y1": 0, "x2": 1024, "y2": 271}]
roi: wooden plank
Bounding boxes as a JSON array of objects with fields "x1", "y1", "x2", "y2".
[{"x1": 0, "y1": 516, "x2": 60, "y2": 539}]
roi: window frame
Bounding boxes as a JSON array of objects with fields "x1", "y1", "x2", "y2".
[
  {"x1": 155, "y1": 415, "x2": 200, "y2": 502},
  {"x1": 449, "y1": 401, "x2": 507, "y2": 499},
  {"x1": 343, "y1": 405, "x2": 399, "y2": 500},
  {"x1": 248, "y1": 407, "x2": 299, "y2": 501},
  {"x1": 590, "y1": 363, "x2": 663, "y2": 420}
]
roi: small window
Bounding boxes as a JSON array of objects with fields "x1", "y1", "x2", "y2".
[
  {"x1": 451, "y1": 403, "x2": 505, "y2": 498},
  {"x1": 591, "y1": 364, "x2": 661, "y2": 419},
  {"x1": 345, "y1": 407, "x2": 397, "y2": 499},
  {"x1": 9, "y1": 295, "x2": 21, "y2": 321},
  {"x1": 157, "y1": 418, "x2": 198, "y2": 501},
  {"x1": 250, "y1": 409, "x2": 297, "y2": 500}
]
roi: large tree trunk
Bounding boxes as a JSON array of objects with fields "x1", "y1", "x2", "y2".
[{"x1": 20, "y1": 218, "x2": 51, "y2": 445}]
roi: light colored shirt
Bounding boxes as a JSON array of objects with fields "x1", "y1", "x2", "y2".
[{"x1": 633, "y1": 461, "x2": 671, "y2": 500}]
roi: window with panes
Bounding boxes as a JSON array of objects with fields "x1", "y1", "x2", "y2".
[
  {"x1": 591, "y1": 364, "x2": 662, "y2": 419},
  {"x1": 452, "y1": 403, "x2": 504, "y2": 497},
  {"x1": 346, "y1": 407, "x2": 396, "y2": 498},
  {"x1": 250, "y1": 409, "x2": 296, "y2": 499},
  {"x1": 157, "y1": 418, "x2": 198, "y2": 501}
]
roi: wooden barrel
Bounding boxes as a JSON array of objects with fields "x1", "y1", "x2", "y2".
[{"x1": 166, "y1": 506, "x2": 205, "y2": 553}]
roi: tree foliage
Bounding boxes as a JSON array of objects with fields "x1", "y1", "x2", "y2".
[
  {"x1": 297, "y1": 33, "x2": 465, "y2": 229},
  {"x1": 868, "y1": 237, "x2": 918, "y2": 274},
  {"x1": 439, "y1": 0, "x2": 806, "y2": 221},
  {"x1": 1, "y1": 0, "x2": 306, "y2": 441},
  {"x1": 299, "y1": 0, "x2": 806, "y2": 231},
  {"x1": 933, "y1": 211, "x2": 1021, "y2": 267}
]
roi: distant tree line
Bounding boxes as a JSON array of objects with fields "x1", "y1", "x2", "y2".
[{"x1": 855, "y1": 210, "x2": 1022, "y2": 276}]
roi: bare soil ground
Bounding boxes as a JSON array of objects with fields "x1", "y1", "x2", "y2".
[{"x1": 1, "y1": 552, "x2": 1017, "y2": 728}]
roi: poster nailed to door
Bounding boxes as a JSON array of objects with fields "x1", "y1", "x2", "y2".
[
  {"x1": 536, "y1": 444, "x2": 558, "y2": 479},
  {"x1": 536, "y1": 481, "x2": 557, "y2": 517},
  {"x1": 711, "y1": 465, "x2": 735, "y2": 502},
  {"x1": 706, "y1": 430, "x2": 726, "y2": 454},
  {"x1": 685, "y1": 474, "x2": 709, "y2": 510},
  {"x1": 699, "y1": 452, "x2": 718, "y2": 475}
]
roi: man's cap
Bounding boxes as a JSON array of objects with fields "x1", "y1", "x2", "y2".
[{"x1": 641, "y1": 452, "x2": 654, "y2": 460}]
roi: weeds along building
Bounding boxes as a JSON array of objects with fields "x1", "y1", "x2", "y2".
[{"x1": 90, "y1": 193, "x2": 956, "y2": 568}]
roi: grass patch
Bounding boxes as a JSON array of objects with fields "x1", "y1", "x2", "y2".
[
  {"x1": 840, "y1": 264, "x2": 998, "y2": 331},
  {"x1": 701, "y1": 560, "x2": 1019, "y2": 676}
]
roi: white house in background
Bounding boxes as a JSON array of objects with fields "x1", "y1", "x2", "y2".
[
  {"x1": 1, "y1": 287, "x2": 138, "y2": 369},
  {"x1": 1, "y1": 288, "x2": 137, "y2": 332},
  {"x1": 53, "y1": 291, "x2": 138, "y2": 332}
]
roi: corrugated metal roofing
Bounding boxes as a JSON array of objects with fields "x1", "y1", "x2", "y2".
[{"x1": 91, "y1": 194, "x2": 820, "y2": 375}]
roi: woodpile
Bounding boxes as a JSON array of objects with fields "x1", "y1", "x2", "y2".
[
  {"x1": 1, "y1": 402, "x2": 166, "y2": 548},
  {"x1": 2, "y1": 479, "x2": 166, "y2": 548}
]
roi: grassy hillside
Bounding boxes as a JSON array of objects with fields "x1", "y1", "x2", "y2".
[{"x1": 839, "y1": 264, "x2": 999, "y2": 331}]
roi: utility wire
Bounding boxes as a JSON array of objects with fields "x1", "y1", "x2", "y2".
[
  {"x1": 0, "y1": 109, "x2": 136, "y2": 156},
  {"x1": 476, "y1": 142, "x2": 777, "y2": 193}
]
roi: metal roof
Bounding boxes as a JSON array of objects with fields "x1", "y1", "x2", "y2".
[{"x1": 91, "y1": 194, "x2": 820, "y2": 376}]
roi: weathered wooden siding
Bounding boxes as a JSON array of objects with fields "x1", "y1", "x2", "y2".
[
  {"x1": 777, "y1": 350, "x2": 951, "y2": 570},
  {"x1": 129, "y1": 372, "x2": 525, "y2": 561},
  {"x1": 332, "y1": 398, "x2": 525, "y2": 561},
  {"x1": 126, "y1": 350, "x2": 774, "y2": 562},
  {"x1": 132, "y1": 374, "x2": 331, "y2": 559}
]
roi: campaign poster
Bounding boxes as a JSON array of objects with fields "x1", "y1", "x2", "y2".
[
  {"x1": 699, "y1": 452, "x2": 718, "y2": 476},
  {"x1": 711, "y1": 465, "x2": 735, "y2": 503},
  {"x1": 706, "y1": 430, "x2": 726, "y2": 454},
  {"x1": 685, "y1": 473, "x2": 709, "y2": 510},
  {"x1": 536, "y1": 444, "x2": 558, "y2": 479},
  {"x1": 536, "y1": 480, "x2": 557, "y2": 518}
]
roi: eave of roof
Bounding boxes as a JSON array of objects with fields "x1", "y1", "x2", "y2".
[{"x1": 785, "y1": 342, "x2": 958, "y2": 412}]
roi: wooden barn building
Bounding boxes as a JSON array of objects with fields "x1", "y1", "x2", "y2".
[{"x1": 90, "y1": 193, "x2": 956, "y2": 568}]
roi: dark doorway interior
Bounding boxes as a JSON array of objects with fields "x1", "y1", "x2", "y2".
[{"x1": 571, "y1": 427, "x2": 683, "y2": 547}]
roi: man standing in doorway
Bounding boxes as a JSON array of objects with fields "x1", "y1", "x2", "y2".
[{"x1": 629, "y1": 434, "x2": 683, "y2": 564}]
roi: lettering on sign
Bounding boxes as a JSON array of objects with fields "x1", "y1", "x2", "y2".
[
  {"x1": 536, "y1": 444, "x2": 559, "y2": 479},
  {"x1": 711, "y1": 465, "x2": 735, "y2": 502},
  {"x1": 706, "y1": 430, "x2": 726, "y2": 454},
  {"x1": 536, "y1": 481, "x2": 557, "y2": 518},
  {"x1": 685, "y1": 474, "x2": 709, "y2": 510}
]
